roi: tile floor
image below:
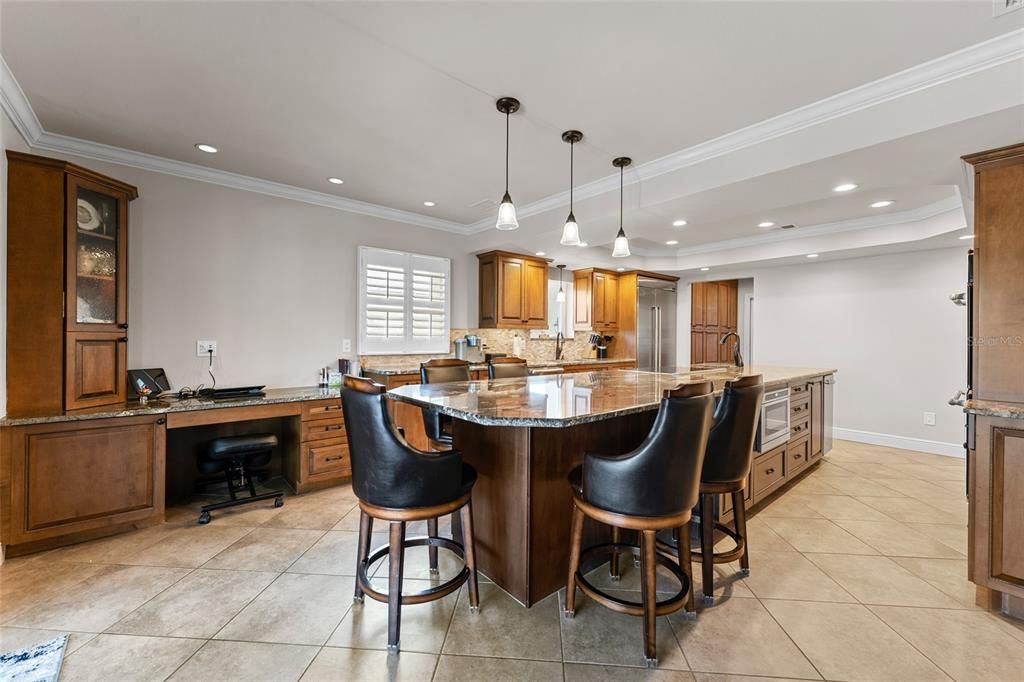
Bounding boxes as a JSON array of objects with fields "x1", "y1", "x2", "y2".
[{"x1": 3, "y1": 440, "x2": 1024, "y2": 681}]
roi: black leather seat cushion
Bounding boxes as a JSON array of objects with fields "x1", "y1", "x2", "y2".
[{"x1": 208, "y1": 434, "x2": 278, "y2": 459}]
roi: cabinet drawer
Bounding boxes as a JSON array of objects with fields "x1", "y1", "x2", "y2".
[
  {"x1": 789, "y1": 381, "x2": 809, "y2": 397},
  {"x1": 786, "y1": 436, "x2": 811, "y2": 477},
  {"x1": 302, "y1": 399, "x2": 343, "y2": 421},
  {"x1": 790, "y1": 415, "x2": 811, "y2": 439},
  {"x1": 301, "y1": 418, "x2": 346, "y2": 442},
  {"x1": 306, "y1": 439, "x2": 350, "y2": 477},
  {"x1": 753, "y1": 449, "x2": 786, "y2": 499},
  {"x1": 790, "y1": 394, "x2": 810, "y2": 418}
]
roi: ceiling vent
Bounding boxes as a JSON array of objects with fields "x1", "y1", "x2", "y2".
[{"x1": 778, "y1": 223, "x2": 799, "y2": 230}]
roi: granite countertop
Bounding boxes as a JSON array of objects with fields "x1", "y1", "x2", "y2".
[
  {"x1": 965, "y1": 399, "x2": 1024, "y2": 420},
  {"x1": 362, "y1": 357, "x2": 637, "y2": 376},
  {"x1": 386, "y1": 365, "x2": 836, "y2": 428},
  {"x1": 0, "y1": 386, "x2": 341, "y2": 427}
]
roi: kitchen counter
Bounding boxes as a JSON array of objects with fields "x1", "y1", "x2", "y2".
[
  {"x1": 387, "y1": 364, "x2": 836, "y2": 428},
  {"x1": 965, "y1": 399, "x2": 1024, "y2": 419},
  {"x1": 360, "y1": 357, "x2": 637, "y2": 376}
]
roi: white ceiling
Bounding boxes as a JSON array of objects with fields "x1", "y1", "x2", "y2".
[{"x1": 2, "y1": 1, "x2": 1023, "y2": 268}]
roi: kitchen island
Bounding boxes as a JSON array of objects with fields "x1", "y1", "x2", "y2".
[{"x1": 388, "y1": 365, "x2": 835, "y2": 605}]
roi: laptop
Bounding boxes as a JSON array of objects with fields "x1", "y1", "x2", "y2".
[{"x1": 199, "y1": 386, "x2": 267, "y2": 400}]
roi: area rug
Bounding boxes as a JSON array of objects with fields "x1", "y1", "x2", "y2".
[{"x1": 0, "y1": 635, "x2": 68, "y2": 682}]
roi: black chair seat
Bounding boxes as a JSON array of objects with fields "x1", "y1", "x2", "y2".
[{"x1": 208, "y1": 434, "x2": 278, "y2": 459}]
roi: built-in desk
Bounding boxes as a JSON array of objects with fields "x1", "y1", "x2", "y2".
[{"x1": 0, "y1": 387, "x2": 348, "y2": 557}]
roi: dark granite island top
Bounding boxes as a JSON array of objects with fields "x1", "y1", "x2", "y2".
[{"x1": 386, "y1": 365, "x2": 836, "y2": 428}]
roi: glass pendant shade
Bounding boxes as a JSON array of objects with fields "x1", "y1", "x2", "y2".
[
  {"x1": 560, "y1": 212, "x2": 581, "y2": 246},
  {"x1": 612, "y1": 227, "x2": 631, "y2": 258},
  {"x1": 496, "y1": 191, "x2": 519, "y2": 230},
  {"x1": 556, "y1": 287, "x2": 566, "y2": 303}
]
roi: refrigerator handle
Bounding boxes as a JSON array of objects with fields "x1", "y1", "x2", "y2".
[
  {"x1": 650, "y1": 306, "x2": 658, "y2": 372},
  {"x1": 655, "y1": 306, "x2": 662, "y2": 373}
]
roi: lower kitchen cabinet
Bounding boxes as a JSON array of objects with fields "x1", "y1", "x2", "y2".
[{"x1": 295, "y1": 397, "x2": 351, "y2": 492}]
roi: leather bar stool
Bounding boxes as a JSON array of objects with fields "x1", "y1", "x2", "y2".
[
  {"x1": 565, "y1": 381, "x2": 714, "y2": 666},
  {"x1": 689, "y1": 374, "x2": 764, "y2": 605},
  {"x1": 487, "y1": 356, "x2": 529, "y2": 379},
  {"x1": 419, "y1": 359, "x2": 471, "y2": 451},
  {"x1": 342, "y1": 376, "x2": 479, "y2": 652},
  {"x1": 196, "y1": 434, "x2": 284, "y2": 524}
]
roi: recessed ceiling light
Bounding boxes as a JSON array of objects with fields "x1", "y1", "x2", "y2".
[
  {"x1": 578, "y1": 242, "x2": 588, "y2": 247},
  {"x1": 423, "y1": 201, "x2": 436, "y2": 207},
  {"x1": 833, "y1": 183, "x2": 858, "y2": 192},
  {"x1": 807, "y1": 253, "x2": 819, "y2": 258},
  {"x1": 665, "y1": 240, "x2": 679, "y2": 245},
  {"x1": 960, "y1": 234, "x2": 974, "y2": 240},
  {"x1": 535, "y1": 251, "x2": 546, "y2": 256},
  {"x1": 870, "y1": 200, "x2": 894, "y2": 208},
  {"x1": 327, "y1": 177, "x2": 344, "y2": 185},
  {"x1": 195, "y1": 143, "x2": 218, "y2": 153},
  {"x1": 672, "y1": 219, "x2": 687, "y2": 227},
  {"x1": 758, "y1": 221, "x2": 775, "y2": 228},
  {"x1": 700, "y1": 267, "x2": 710, "y2": 272},
  {"x1": 616, "y1": 267, "x2": 625, "y2": 272}
]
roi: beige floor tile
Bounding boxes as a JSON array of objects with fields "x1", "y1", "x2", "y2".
[
  {"x1": 443, "y1": 583, "x2": 562, "y2": 661},
  {"x1": 434, "y1": 655, "x2": 563, "y2": 681},
  {"x1": 58, "y1": 633, "x2": 203, "y2": 682},
  {"x1": 669, "y1": 597, "x2": 819, "y2": 679},
  {"x1": 286, "y1": 530, "x2": 371, "y2": 576},
  {"x1": 301, "y1": 647, "x2": 437, "y2": 682},
  {"x1": 918, "y1": 498, "x2": 970, "y2": 525},
  {"x1": 565, "y1": 663, "x2": 696, "y2": 681},
  {"x1": 755, "y1": 494, "x2": 825, "y2": 519},
  {"x1": 832, "y1": 519, "x2": 964, "y2": 558},
  {"x1": 885, "y1": 462, "x2": 966, "y2": 481},
  {"x1": 786, "y1": 494, "x2": 893, "y2": 522},
  {"x1": 119, "y1": 525, "x2": 254, "y2": 568},
  {"x1": 108, "y1": 568, "x2": 278, "y2": 638},
  {"x1": 814, "y1": 461, "x2": 858, "y2": 477},
  {"x1": 739, "y1": 551, "x2": 854, "y2": 603},
  {"x1": 0, "y1": 560, "x2": 107, "y2": 623},
  {"x1": 890, "y1": 557, "x2": 978, "y2": 608},
  {"x1": 743, "y1": 518, "x2": 798, "y2": 553},
  {"x1": 369, "y1": 541, "x2": 468, "y2": 584},
  {"x1": 692, "y1": 675, "x2": 817, "y2": 682},
  {"x1": 45, "y1": 524, "x2": 179, "y2": 565},
  {"x1": 327, "y1": 579, "x2": 459, "y2": 653},
  {"x1": 215, "y1": 573, "x2": 354, "y2": 645},
  {"x1": 905, "y1": 522, "x2": 968, "y2": 555},
  {"x1": 762, "y1": 600, "x2": 950, "y2": 681},
  {"x1": 168, "y1": 497, "x2": 287, "y2": 527},
  {"x1": 202, "y1": 528, "x2": 326, "y2": 571},
  {"x1": 870, "y1": 477, "x2": 954, "y2": 504},
  {"x1": 870, "y1": 606, "x2": 1024, "y2": 681},
  {"x1": 0, "y1": 628, "x2": 95, "y2": 657},
  {"x1": 804, "y1": 553, "x2": 965, "y2": 608},
  {"x1": 784, "y1": 476, "x2": 841, "y2": 495},
  {"x1": 829, "y1": 461, "x2": 909, "y2": 478},
  {"x1": 261, "y1": 495, "x2": 358, "y2": 530},
  {"x1": 560, "y1": 589, "x2": 689, "y2": 670},
  {"x1": 813, "y1": 475, "x2": 908, "y2": 497},
  {"x1": 930, "y1": 479, "x2": 969, "y2": 494},
  {"x1": 168, "y1": 640, "x2": 319, "y2": 681},
  {"x1": 758, "y1": 518, "x2": 878, "y2": 555},
  {"x1": 331, "y1": 505, "x2": 362, "y2": 531},
  {"x1": 8, "y1": 565, "x2": 190, "y2": 632},
  {"x1": 855, "y1": 496, "x2": 963, "y2": 525}
]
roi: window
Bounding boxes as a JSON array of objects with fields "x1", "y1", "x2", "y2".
[{"x1": 359, "y1": 246, "x2": 450, "y2": 355}]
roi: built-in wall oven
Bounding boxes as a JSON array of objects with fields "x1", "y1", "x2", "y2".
[{"x1": 757, "y1": 387, "x2": 791, "y2": 452}]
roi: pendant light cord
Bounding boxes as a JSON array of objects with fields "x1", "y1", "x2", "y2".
[
  {"x1": 569, "y1": 140, "x2": 574, "y2": 211},
  {"x1": 505, "y1": 111, "x2": 510, "y2": 193},
  {"x1": 619, "y1": 165, "x2": 624, "y2": 229}
]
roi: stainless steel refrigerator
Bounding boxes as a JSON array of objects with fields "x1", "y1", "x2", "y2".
[{"x1": 637, "y1": 278, "x2": 677, "y2": 373}]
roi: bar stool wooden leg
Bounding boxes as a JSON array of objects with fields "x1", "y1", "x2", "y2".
[
  {"x1": 640, "y1": 529, "x2": 658, "y2": 666},
  {"x1": 610, "y1": 526, "x2": 622, "y2": 580},
  {"x1": 460, "y1": 501, "x2": 480, "y2": 611},
  {"x1": 427, "y1": 517, "x2": 439, "y2": 574},
  {"x1": 675, "y1": 523, "x2": 695, "y2": 614},
  {"x1": 565, "y1": 505, "x2": 585, "y2": 617},
  {"x1": 700, "y1": 494, "x2": 715, "y2": 605},
  {"x1": 387, "y1": 521, "x2": 406, "y2": 651},
  {"x1": 450, "y1": 510, "x2": 463, "y2": 546},
  {"x1": 354, "y1": 510, "x2": 373, "y2": 602},
  {"x1": 733, "y1": 491, "x2": 750, "y2": 575}
]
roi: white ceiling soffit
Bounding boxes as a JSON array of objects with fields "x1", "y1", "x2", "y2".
[{"x1": 2, "y1": 28, "x2": 1023, "y2": 237}]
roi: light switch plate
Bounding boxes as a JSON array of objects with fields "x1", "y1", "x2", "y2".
[
  {"x1": 197, "y1": 340, "x2": 217, "y2": 357},
  {"x1": 923, "y1": 411, "x2": 936, "y2": 426},
  {"x1": 342, "y1": 338, "x2": 352, "y2": 353}
]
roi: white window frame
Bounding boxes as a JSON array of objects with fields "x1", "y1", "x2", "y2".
[{"x1": 359, "y1": 246, "x2": 451, "y2": 355}]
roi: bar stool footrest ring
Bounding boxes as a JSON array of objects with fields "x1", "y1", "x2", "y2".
[
  {"x1": 575, "y1": 543, "x2": 690, "y2": 618},
  {"x1": 357, "y1": 536, "x2": 468, "y2": 605}
]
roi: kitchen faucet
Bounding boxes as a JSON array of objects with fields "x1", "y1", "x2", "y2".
[
  {"x1": 719, "y1": 331, "x2": 744, "y2": 367},
  {"x1": 555, "y1": 331, "x2": 565, "y2": 361}
]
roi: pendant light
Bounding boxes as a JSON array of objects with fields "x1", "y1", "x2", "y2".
[
  {"x1": 560, "y1": 130, "x2": 583, "y2": 246},
  {"x1": 555, "y1": 264, "x2": 567, "y2": 303},
  {"x1": 495, "y1": 97, "x2": 521, "y2": 230},
  {"x1": 611, "y1": 156, "x2": 632, "y2": 258}
]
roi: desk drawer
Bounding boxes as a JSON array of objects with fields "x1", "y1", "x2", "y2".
[
  {"x1": 789, "y1": 381, "x2": 809, "y2": 397},
  {"x1": 302, "y1": 419, "x2": 346, "y2": 442},
  {"x1": 790, "y1": 394, "x2": 810, "y2": 418},
  {"x1": 302, "y1": 399, "x2": 343, "y2": 421},
  {"x1": 790, "y1": 415, "x2": 811, "y2": 440},
  {"x1": 306, "y1": 439, "x2": 350, "y2": 477},
  {"x1": 786, "y1": 435, "x2": 811, "y2": 476},
  {"x1": 753, "y1": 448, "x2": 785, "y2": 500}
]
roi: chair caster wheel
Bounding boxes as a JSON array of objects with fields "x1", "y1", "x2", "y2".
[
  {"x1": 563, "y1": 609, "x2": 575, "y2": 619},
  {"x1": 609, "y1": 575, "x2": 621, "y2": 581},
  {"x1": 428, "y1": 568, "x2": 440, "y2": 575},
  {"x1": 739, "y1": 568, "x2": 750, "y2": 577},
  {"x1": 644, "y1": 657, "x2": 659, "y2": 668},
  {"x1": 274, "y1": 497, "x2": 284, "y2": 508},
  {"x1": 682, "y1": 610, "x2": 698, "y2": 620},
  {"x1": 702, "y1": 594, "x2": 714, "y2": 606},
  {"x1": 198, "y1": 511, "x2": 211, "y2": 525},
  {"x1": 469, "y1": 606, "x2": 480, "y2": 613}
]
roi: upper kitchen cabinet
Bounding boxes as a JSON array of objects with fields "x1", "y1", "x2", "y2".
[
  {"x1": 6, "y1": 151, "x2": 138, "y2": 416},
  {"x1": 573, "y1": 268, "x2": 620, "y2": 331},
  {"x1": 477, "y1": 250, "x2": 549, "y2": 329}
]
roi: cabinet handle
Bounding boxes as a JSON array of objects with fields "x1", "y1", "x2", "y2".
[
  {"x1": 118, "y1": 337, "x2": 128, "y2": 343},
  {"x1": 119, "y1": 323, "x2": 128, "y2": 329},
  {"x1": 793, "y1": 406, "x2": 803, "y2": 413},
  {"x1": 766, "y1": 467, "x2": 776, "y2": 475},
  {"x1": 324, "y1": 425, "x2": 342, "y2": 431},
  {"x1": 325, "y1": 456, "x2": 345, "y2": 462},
  {"x1": 322, "y1": 405, "x2": 341, "y2": 411},
  {"x1": 156, "y1": 418, "x2": 166, "y2": 425},
  {"x1": 793, "y1": 453, "x2": 801, "y2": 459},
  {"x1": 793, "y1": 425, "x2": 804, "y2": 433}
]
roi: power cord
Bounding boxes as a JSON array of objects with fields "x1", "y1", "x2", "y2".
[
  {"x1": 176, "y1": 349, "x2": 217, "y2": 399},
  {"x1": 207, "y1": 348, "x2": 217, "y2": 389}
]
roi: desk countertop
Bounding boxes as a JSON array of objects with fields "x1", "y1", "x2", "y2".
[{"x1": 0, "y1": 386, "x2": 341, "y2": 428}]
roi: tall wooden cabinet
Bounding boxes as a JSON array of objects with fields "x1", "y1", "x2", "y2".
[
  {"x1": 690, "y1": 279, "x2": 738, "y2": 364},
  {"x1": 477, "y1": 250, "x2": 549, "y2": 329},
  {"x1": 573, "y1": 268, "x2": 620, "y2": 331},
  {"x1": 6, "y1": 151, "x2": 138, "y2": 416}
]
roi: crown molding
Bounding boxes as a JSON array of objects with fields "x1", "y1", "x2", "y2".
[
  {"x1": 467, "y1": 28, "x2": 1024, "y2": 233},
  {"x1": 0, "y1": 55, "x2": 43, "y2": 144}
]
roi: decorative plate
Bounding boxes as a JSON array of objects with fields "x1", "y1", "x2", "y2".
[{"x1": 77, "y1": 199, "x2": 101, "y2": 230}]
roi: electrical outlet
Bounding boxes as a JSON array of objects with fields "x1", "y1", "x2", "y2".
[
  {"x1": 923, "y1": 411, "x2": 936, "y2": 426},
  {"x1": 342, "y1": 338, "x2": 352, "y2": 353},
  {"x1": 197, "y1": 340, "x2": 217, "y2": 357}
]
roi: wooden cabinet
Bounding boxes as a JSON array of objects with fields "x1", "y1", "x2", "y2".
[
  {"x1": 690, "y1": 280, "x2": 738, "y2": 364},
  {"x1": 1, "y1": 415, "x2": 165, "y2": 551},
  {"x1": 478, "y1": 251, "x2": 549, "y2": 329},
  {"x1": 971, "y1": 416, "x2": 1024, "y2": 595},
  {"x1": 6, "y1": 151, "x2": 137, "y2": 416},
  {"x1": 573, "y1": 268, "x2": 620, "y2": 331},
  {"x1": 296, "y1": 398, "x2": 350, "y2": 491}
]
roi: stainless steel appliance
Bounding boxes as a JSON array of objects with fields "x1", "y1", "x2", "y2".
[
  {"x1": 948, "y1": 248, "x2": 973, "y2": 494},
  {"x1": 823, "y1": 375, "x2": 834, "y2": 453},
  {"x1": 637, "y1": 278, "x2": 677, "y2": 373},
  {"x1": 757, "y1": 387, "x2": 791, "y2": 452}
]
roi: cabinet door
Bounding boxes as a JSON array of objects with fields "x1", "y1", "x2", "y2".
[
  {"x1": 497, "y1": 256, "x2": 526, "y2": 326},
  {"x1": 691, "y1": 282, "x2": 705, "y2": 327},
  {"x1": 574, "y1": 273, "x2": 592, "y2": 330},
  {"x1": 478, "y1": 256, "x2": 497, "y2": 327},
  {"x1": 604, "y1": 275, "x2": 619, "y2": 328},
  {"x1": 592, "y1": 274, "x2": 607, "y2": 326},
  {"x1": 523, "y1": 259, "x2": 548, "y2": 327},
  {"x1": 65, "y1": 175, "x2": 128, "y2": 333},
  {"x1": 809, "y1": 377, "x2": 824, "y2": 458},
  {"x1": 6, "y1": 416, "x2": 164, "y2": 546},
  {"x1": 65, "y1": 332, "x2": 127, "y2": 410}
]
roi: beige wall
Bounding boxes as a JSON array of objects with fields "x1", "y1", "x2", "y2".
[{"x1": 1, "y1": 111, "x2": 476, "y2": 410}]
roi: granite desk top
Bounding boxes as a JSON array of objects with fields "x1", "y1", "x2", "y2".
[
  {"x1": 386, "y1": 365, "x2": 836, "y2": 428},
  {"x1": 0, "y1": 386, "x2": 341, "y2": 427},
  {"x1": 362, "y1": 357, "x2": 637, "y2": 376},
  {"x1": 965, "y1": 399, "x2": 1024, "y2": 420}
]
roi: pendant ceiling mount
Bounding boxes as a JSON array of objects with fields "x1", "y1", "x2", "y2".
[
  {"x1": 494, "y1": 97, "x2": 521, "y2": 231},
  {"x1": 560, "y1": 130, "x2": 584, "y2": 246}
]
